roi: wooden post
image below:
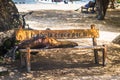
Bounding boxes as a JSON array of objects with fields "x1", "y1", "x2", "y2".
[
  {"x1": 102, "y1": 45, "x2": 107, "y2": 66},
  {"x1": 91, "y1": 25, "x2": 99, "y2": 64},
  {"x1": 26, "y1": 47, "x2": 31, "y2": 72}
]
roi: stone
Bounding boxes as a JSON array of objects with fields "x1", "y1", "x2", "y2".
[{"x1": 0, "y1": 66, "x2": 8, "y2": 73}]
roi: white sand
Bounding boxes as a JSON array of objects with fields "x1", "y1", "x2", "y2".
[{"x1": 15, "y1": 3, "x2": 86, "y2": 12}]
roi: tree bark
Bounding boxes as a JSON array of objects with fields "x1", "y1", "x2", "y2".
[{"x1": 0, "y1": 0, "x2": 20, "y2": 31}]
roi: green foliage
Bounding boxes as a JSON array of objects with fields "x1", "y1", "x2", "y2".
[
  {"x1": 0, "y1": 37, "x2": 15, "y2": 56},
  {"x1": 117, "y1": 0, "x2": 120, "y2": 3},
  {"x1": 3, "y1": 37, "x2": 15, "y2": 49},
  {"x1": 15, "y1": 51, "x2": 20, "y2": 59},
  {"x1": 0, "y1": 36, "x2": 21, "y2": 60}
]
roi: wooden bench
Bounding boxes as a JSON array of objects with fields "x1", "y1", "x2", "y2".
[
  {"x1": 81, "y1": 6, "x2": 95, "y2": 13},
  {"x1": 81, "y1": 1, "x2": 95, "y2": 13},
  {"x1": 15, "y1": 25, "x2": 107, "y2": 72}
]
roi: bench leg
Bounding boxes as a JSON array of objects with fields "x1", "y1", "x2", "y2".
[
  {"x1": 102, "y1": 45, "x2": 107, "y2": 66},
  {"x1": 20, "y1": 53, "x2": 26, "y2": 68},
  {"x1": 81, "y1": 8, "x2": 83, "y2": 13},
  {"x1": 81, "y1": 7, "x2": 88, "y2": 13},
  {"x1": 86, "y1": 9, "x2": 88, "y2": 13},
  {"x1": 94, "y1": 50, "x2": 99, "y2": 64},
  {"x1": 26, "y1": 47, "x2": 31, "y2": 72}
]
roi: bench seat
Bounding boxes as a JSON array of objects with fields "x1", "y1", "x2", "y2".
[{"x1": 19, "y1": 45, "x2": 106, "y2": 52}]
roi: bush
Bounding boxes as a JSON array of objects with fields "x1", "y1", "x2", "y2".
[{"x1": 117, "y1": 0, "x2": 120, "y2": 3}]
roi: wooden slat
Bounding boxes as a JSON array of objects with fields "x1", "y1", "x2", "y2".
[
  {"x1": 15, "y1": 28, "x2": 99, "y2": 41},
  {"x1": 19, "y1": 45, "x2": 105, "y2": 52}
]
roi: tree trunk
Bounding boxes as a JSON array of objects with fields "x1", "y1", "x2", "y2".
[
  {"x1": 0, "y1": 0, "x2": 20, "y2": 31},
  {"x1": 96, "y1": 0, "x2": 109, "y2": 20}
]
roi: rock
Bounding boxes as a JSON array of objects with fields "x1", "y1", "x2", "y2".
[
  {"x1": 0, "y1": 0, "x2": 20, "y2": 31},
  {"x1": 112, "y1": 35, "x2": 120, "y2": 45},
  {"x1": 0, "y1": 66, "x2": 8, "y2": 73},
  {"x1": 0, "y1": 30, "x2": 15, "y2": 46}
]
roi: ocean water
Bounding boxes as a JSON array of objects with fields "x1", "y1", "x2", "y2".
[{"x1": 13, "y1": 0, "x2": 90, "y2": 4}]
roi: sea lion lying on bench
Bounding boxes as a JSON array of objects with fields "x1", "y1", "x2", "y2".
[{"x1": 17, "y1": 34, "x2": 78, "y2": 49}]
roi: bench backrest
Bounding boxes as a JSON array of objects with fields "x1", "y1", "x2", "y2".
[{"x1": 16, "y1": 25, "x2": 99, "y2": 42}]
